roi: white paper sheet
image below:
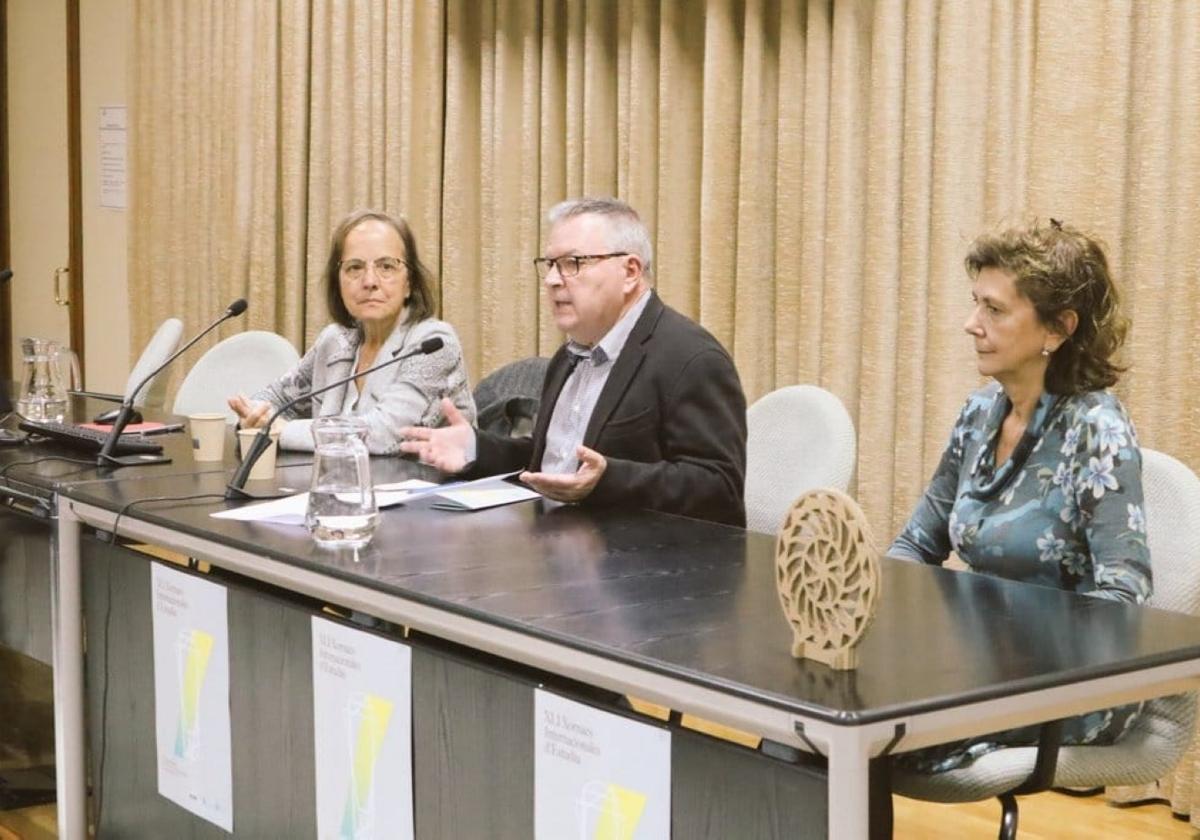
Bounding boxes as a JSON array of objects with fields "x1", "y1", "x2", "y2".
[
  {"x1": 312, "y1": 618, "x2": 414, "y2": 840},
  {"x1": 151, "y1": 564, "x2": 233, "y2": 831},
  {"x1": 210, "y1": 479, "x2": 436, "y2": 525},
  {"x1": 534, "y1": 690, "x2": 671, "y2": 840},
  {"x1": 211, "y1": 473, "x2": 538, "y2": 522},
  {"x1": 429, "y1": 482, "x2": 541, "y2": 511},
  {"x1": 99, "y1": 105, "x2": 127, "y2": 209},
  {"x1": 425, "y1": 470, "x2": 539, "y2": 510}
]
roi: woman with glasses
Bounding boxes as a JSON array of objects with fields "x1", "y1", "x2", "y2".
[
  {"x1": 228, "y1": 209, "x2": 475, "y2": 454},
  {"x1": 889, "y1": 219, "x2": 1150, "y2": 773}
]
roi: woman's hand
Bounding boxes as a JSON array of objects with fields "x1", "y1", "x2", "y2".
[{"x1": 227, "y1": 394, "x2": 271, "y2": 429}]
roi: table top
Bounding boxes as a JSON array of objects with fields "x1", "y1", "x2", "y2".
[
  {"x1": 58, "y1": 460, "x2": 1200, "y2": 727},
  {"x1": 1, "y1": 395, "x2": 311, "y2": 500}
]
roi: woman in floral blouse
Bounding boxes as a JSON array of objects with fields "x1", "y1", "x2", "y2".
[{"x1": 890, "y1": 219, "x2": 1150, "y2": 773}]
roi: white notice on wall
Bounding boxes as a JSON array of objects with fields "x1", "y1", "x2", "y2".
[
  {"x1": 151, "y1": 563, "x2": 233, "y2": 831},
  {"x1": 535, "y1": 690, "x2": 671, "y2": 840},
  {"x1": 312, "y1": 617, "x2": 414, "y2": 840},
  {"x1": 98, "y1": 106, "x2": 127, "y2": 209}
]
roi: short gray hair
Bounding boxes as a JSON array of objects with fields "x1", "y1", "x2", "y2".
[{"x1": 547, "y1": 197, "x2": 654, "y2": 280}]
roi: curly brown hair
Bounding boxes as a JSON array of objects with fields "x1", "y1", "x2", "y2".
[
  {"x1": 324, "y1": 209, "x2": 435, "y2": 328},
  {"x1": 965, "y1": 220, "x2": 1129, "y2": 395}
]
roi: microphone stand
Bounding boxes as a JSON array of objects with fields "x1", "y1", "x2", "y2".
[
  {"x1": 95, "y1": 402, "x2": 167, "y2": 467},
  {"x1": 97, "y1": 301, "x2": 247, "y2": 467},
  {"x1": 225, "y1": 336, "x2": 444, "y2": 500}
]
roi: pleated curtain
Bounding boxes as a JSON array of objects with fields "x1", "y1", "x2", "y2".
[{"x1": 130, "y1": 0, "x2": 1200, "y2": 556}]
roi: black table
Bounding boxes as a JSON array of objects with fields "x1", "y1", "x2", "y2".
[
  {"x1": 0, "y1": 399, "x2": 317, "y2": 658},
  {"x1": 0, "y1": 400, "x2": 313, "y2": 830},
  {"x1": 52, "y1": 464, "x2": 1200, "y2": 839}
]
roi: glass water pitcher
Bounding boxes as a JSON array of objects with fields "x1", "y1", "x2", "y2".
[
  {"x1": 305, "y1": 416, "x2": 377, "y2": 549},
  {"x1": 17, "y1": 337, "x2": 81, "y2": 422}
]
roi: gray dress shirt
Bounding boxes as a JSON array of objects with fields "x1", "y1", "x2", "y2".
[{"x1": 540, "y1": 291, "x2": 651, "y2": 474}]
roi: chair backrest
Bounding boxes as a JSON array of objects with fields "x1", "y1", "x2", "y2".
[
  {"x1": 744, "y1": 384, "x2": 856, "y2": 535},
  {"x1": 172, "y1": 331, "x2": 300, "y2": 422},
  {"x1": 125, "y1": 318, "x2": 184, "y2": 408},
  {"x1": 1053, "y1": 447, "x2": 1200, "y2": 785},
  {"x1": 473, "y1": 356, "x2": 550, "y2": 438},
  {"x1": 1140, "y1": 448, "x2": 1200, "y2": 615}
]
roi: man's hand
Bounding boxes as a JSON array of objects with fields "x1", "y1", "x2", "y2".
[
  {"x1": 399, "y1": 397, "x2": 475, "y2": 473},
  {"x1": 520, "y1": 445, "x2": 607, "y2": 502},
  {"x1": 228, "y1": 394, "x2": 271, "y2": 429}
]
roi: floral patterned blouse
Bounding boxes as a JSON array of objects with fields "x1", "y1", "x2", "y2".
[
  {"x1": 889, "y1": 382, "x2": 1152, "y2": 773},
  {"x1": 889, "y1": 382, "x2": 1151, "y2": 602}
]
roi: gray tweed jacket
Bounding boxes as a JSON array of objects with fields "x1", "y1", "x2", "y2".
[{"x1": 252, "y1": 316, "x2": 475, "y2": 454}]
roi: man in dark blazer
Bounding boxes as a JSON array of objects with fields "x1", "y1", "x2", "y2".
[{"x1": 401, "y1": 197, "x2": 746, "y2": 527}]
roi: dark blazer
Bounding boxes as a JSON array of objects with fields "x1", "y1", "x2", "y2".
[{"x1": 469, "y1": 292, "x2": 747, "y2": 527}]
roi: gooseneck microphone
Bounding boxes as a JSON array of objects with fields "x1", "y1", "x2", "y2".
[
  {"x1": 97, "y1": 298, "x2": 249, "y2": 467},
  {"x1": 224, "y1": 336, "x2": 444, "y2": 499}
]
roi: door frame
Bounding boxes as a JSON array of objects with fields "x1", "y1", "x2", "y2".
[
  {"x1": 0, "y1": 0, "x2": 10, "y2": 382},
  {"x1": 66, "y1": 0, "x2": 83, "y2": 373}
]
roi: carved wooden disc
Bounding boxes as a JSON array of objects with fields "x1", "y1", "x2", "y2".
[{"x1": 774, "y1": 489, "x2": 880, "y2": 670}]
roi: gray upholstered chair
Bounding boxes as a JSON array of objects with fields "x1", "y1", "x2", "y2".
[
  {"x1": 172, "y1": 331, "x2": 300, "y2": 422},
  {"x1": 472, "y1": 356, "x2": 550, "y2": 438},
  {"x1": 75, "y1": 317, "x2": 184, "y2": 409},
  {"x1": 891, "y1": 447, "x2": 1200, "y2": 839},
  {"x1": 744, "y1": 384, "x2": 856, "y2": 534},
  {"x1": 125, "y1": 317, "x2": 184, "y2": 408}
]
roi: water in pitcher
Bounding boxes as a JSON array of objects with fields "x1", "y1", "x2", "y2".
[
  {"x1": 305, "y1": 488, "x2": 379, "y2": 548},
  {"x1": 304, "y1": 416, "x2": 377, "y2": 549}
]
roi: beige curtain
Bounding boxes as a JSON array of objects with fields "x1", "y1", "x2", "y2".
[
  {"x1": 130, "y1": 0, "x2": 446, "y2": 384},
  {"x1": 131, "y1": 0, "x2": 1200, "y2": 545}
]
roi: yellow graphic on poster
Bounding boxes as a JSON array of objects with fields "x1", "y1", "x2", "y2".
[
  {"x1": 313, "y1": 617, "x2": 413, "y2": 840},
  {"x1": 340, "y1": 693, "x2": 394, "y2": 839},
  {"x1": 591, "y1": 782, "x2": 647, "y2": 840},
  {"x1": 153, "y1": 564, "x2": 233, "y2": 831},
  {"x1": 536, "y1": 690, "x2": 670, "y2": 839},
  {"x1": 174, "y1": 629, "x2": 214, "y2": 759}
]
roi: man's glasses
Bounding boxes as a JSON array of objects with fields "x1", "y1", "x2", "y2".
[
  {"x1": 532, "y1": 252, "x2": 628, "y2": 280},
  {"x1": 339, "y1": 257, "x2": 406, "y2": 282}
]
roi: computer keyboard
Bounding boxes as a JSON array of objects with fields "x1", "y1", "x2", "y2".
[{"x1": 17, "y1": 419, "x2": 164, "y2": 456}]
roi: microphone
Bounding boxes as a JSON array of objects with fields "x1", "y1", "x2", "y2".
[
  {"x1": 97, "y1": 298, "x2": 249, "y2": 467},
  {"x1": 225, "y1": 336, "x2": 445, "y2": 499},
  {"x1": 0, "y1": 269, "x2": 12, "y2": 284}
]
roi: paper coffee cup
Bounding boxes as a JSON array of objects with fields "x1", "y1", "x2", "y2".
[
  {"x1": 188, "y1": 413, "x2": 227, "y2": 462},
  {"x1": 238, "y1": 427, "x2": 281, "y2": 480}
]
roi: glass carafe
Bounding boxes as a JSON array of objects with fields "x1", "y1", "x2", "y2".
[
  {"x1": 18, "y1": 337, "x2": 81, "y2": 422},
  {"x1": 305, "y1": 417, "x2": 377, "y2": 549}
]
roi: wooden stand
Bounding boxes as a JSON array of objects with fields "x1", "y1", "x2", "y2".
[{"x1": 774, "y1": 489, "x2": 880, "y2": 670}]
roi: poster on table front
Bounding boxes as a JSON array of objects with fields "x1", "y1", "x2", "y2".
[
  {"x1": 150, "y1": 563, "x2": 233, "y2": 831},
  {"x1": 535, "y1": 690, "x2": 671, "y2": 840},
  {"x1": 311, "y1": 617, "x2": 414, "y2": 840}
]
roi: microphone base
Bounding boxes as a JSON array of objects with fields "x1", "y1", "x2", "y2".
[
  {"x1": 97, "y1": 453, "x2": 173, "y2": 468},
  {"x1": 224, "y1": 482, "x2": 303, "y2": 501}
]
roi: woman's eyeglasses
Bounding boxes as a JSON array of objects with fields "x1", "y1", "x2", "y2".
[{"x1": 339, "y1": 257, "x2": 406, "y2": 282}]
